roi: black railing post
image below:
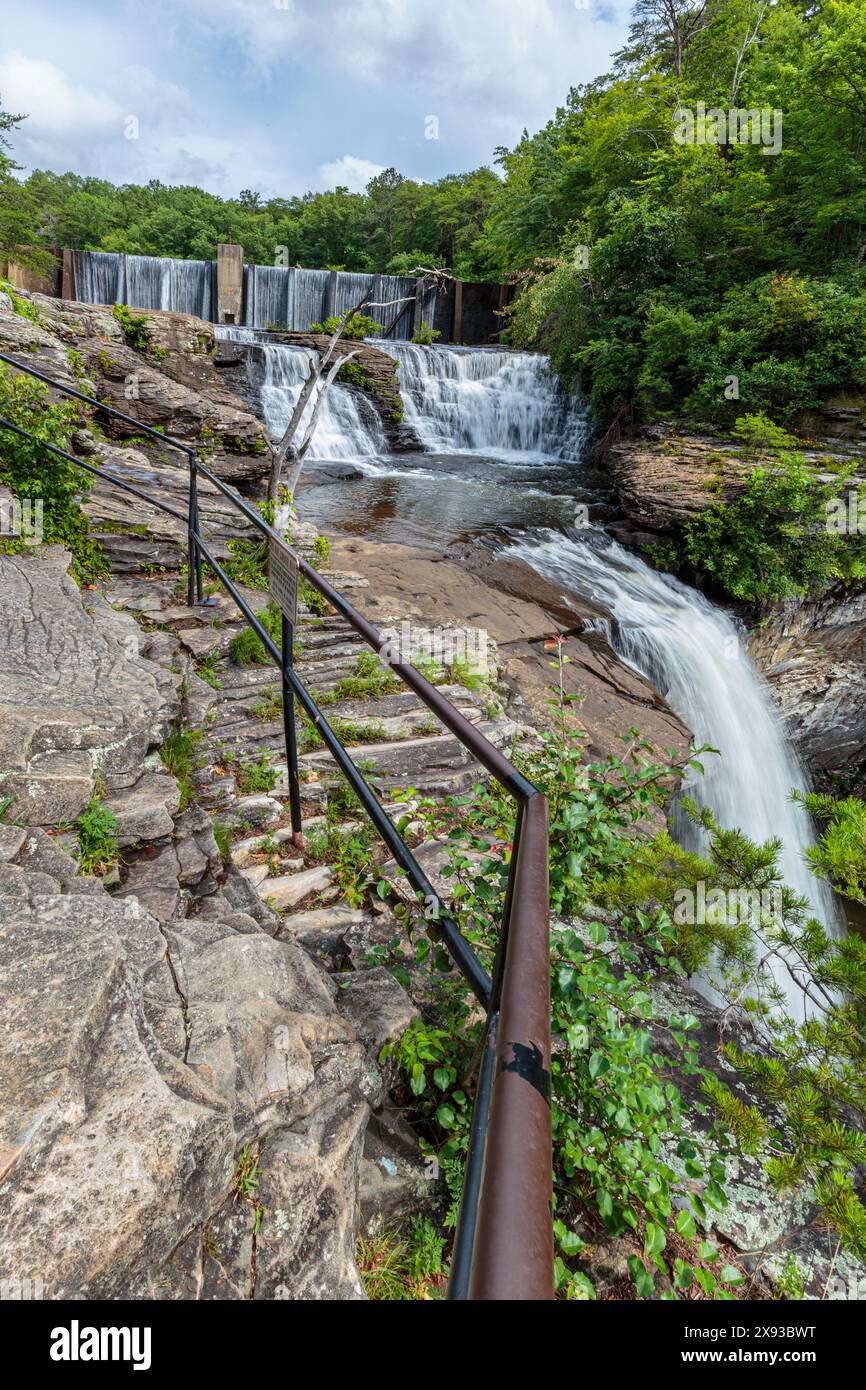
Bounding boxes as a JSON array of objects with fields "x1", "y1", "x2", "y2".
[
  {"x1": 187, "y1": 451, "x2": 200, "y2": 606},
  {"x1": 280, "y1": 612, "x2": 304, "y2": 849}
]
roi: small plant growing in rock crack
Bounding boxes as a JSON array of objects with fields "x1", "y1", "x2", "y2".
[
  {"x1": 231, "y1": 1145, "x2": 264, "y2": 1235},
  {"x1": 159, "y1": 727, "x2": 204, "y2": 810},
  {"x1": 356, "y1": 1216, "x2": 447, "y2": 1300},
  {"x1": 212, "y1": 820, "x2": 232, "y2": 864},
  {"x1": 250, "y1": 687, "x2": 283, "y2": 722},
  {"x1": 76, "y1": 796, "x2": 119, "y2": 875},
  {"x1": 333, "y1": 651, "x2": 400, "y2": 701},
  {"x1": 196, "y1": 655, "x2": 223, "y2": 690},
  {"x1": 112, "y1": 302, "x2": 150, "y2": 352},
  {"x1": 228, "y1": 604, "x2": 283, "y2": 666}
]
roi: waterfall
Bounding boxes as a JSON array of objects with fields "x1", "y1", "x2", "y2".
[
  {"x1": 73, "y1": 250, "x2": 215, "y2": 318},
  {"x1": 378, "y1": 341, "x2": 589, "y2": 458},
  {"x1": 216, "y1": 325, "x2": 386, "y2": 460},
  {"x1": 508, "y1": 528, "x2": 841, "y2": 1015}
]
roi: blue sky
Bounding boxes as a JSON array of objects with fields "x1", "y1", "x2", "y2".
[{"x1": 0, "y1": 0, "x2": 633, "y2": 197}]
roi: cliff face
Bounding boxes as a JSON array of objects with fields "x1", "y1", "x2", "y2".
[
  {"x1": 749, "y1": 592, "x2": 866, "y2": 794},
  {"x1": 604, "y1": 421, "x2": 866, "y2": 790}
]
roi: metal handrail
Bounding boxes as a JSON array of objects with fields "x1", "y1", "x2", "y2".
[{"x1": 0, "y1": 346, "x2": 553, "y2": 1301}]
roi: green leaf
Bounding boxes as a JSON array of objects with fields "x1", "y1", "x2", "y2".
[{"x1": 675, "y1": 1210, "x2": 697, "y2": 1240}]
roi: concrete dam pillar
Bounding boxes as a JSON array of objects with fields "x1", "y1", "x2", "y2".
[{"x1": 216, "y1": 243, "x2": 244, "y2": 324}]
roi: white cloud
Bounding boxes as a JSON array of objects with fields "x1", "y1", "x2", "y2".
[
  {"x1": 0, "y1": 51, "x2": 122, "y2": 140},
  {"x1": 182, "y1": 0, "x2": 632, "y2": 119},
  {"x1": 315, "y1": 154, "x2": 386, "y2": 193}
]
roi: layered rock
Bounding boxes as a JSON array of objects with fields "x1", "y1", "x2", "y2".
[
  {"x1": 0, "y1": 292, "x2": 270, "y2": 483},
  {"x1": 749, "y1": 589, "x2": 866, "y2": 791},
  {"x1": 0, "y1": 547, "x2": 178, "y2": 825},
  {"x1": 0, "y1": 835, "x2": 406, "y2": 1299}
]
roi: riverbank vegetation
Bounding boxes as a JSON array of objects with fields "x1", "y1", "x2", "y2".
[{"x1": 382, "y1": 657, "x2": 866, "y2": 1297}]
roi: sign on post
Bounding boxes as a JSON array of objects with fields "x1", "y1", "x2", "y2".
[{"x1": 268, "y1": 536, "x2": 299, "y2": 626}]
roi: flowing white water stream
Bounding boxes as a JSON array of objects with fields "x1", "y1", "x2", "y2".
[
  {"x1": 373, "y1": 345, "x2": 839, "y2": 1014},
  {"x1": 215, "y1": 325, "x2": 386, "y2": 460},
  {"x1": 508, "y1": 530, "x2": 841, "y2": 1014},
  {"x1": 378, "y1": 341, "x2": 588, "y2": 460}
]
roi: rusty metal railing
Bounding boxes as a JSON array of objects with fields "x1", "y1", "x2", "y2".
[{"x1": 0, "y1": 346, "x2": 553, "y2": 1300}]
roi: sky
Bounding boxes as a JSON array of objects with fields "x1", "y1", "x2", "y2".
[{"x1": 0, "y1": 0, "x2": 633, "y2": 198}]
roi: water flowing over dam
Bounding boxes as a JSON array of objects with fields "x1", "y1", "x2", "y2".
[
  {"x1": 73, "y1": 250, "x2": 217, "y2": 320},
  {"x1": 71, "y1": 251, "x2": 438, "y2": 337},
  {"x1": 377, "y1": 341, "x2": 589, "y2": 458}
]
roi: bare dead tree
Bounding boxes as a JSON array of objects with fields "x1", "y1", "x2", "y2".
[
  {"x1": 266, "y1": 290, "x2": 414, "y2": 503},
  {"x1": 730, "y1": 0, "x2": 769, "y2": 108}
]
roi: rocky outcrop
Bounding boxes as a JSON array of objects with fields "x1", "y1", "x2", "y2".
[
  {"x1": 0, "y1": 291, "x2": 270, "y2": 483},
  {"x1": 0, "y1": 547, "x2": 178, "y2": 825},
  {"x1": 328, "y1": 535, "x2": 692, "y2": 772},
  {"x1": 608, "y1": 423, "x2": 865, "y2": 546},
  {"x1": 0, "y1": 852, "x2": 399, "y2": 1299},
  {"x1": 749, "y1": 589, "x2": 866, "y2": 791}
]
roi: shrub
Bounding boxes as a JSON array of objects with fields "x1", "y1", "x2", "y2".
[
  {"x1": 307, "y1": 312, "x2": 381, "y2": 340},
  {"x1": 681, "y1": 451, "x2": 866, "y2": 603},
  {"x1": 0, "y1": 365, "x2": 106, "y2": 582}
]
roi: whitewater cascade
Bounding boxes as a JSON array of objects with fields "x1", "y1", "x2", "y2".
[
  {"x1": 216, "y1": 326, "x2": 386, "y2": 461},
  {"x1": 508, "y1": 529, "x2": 841, "y2": 1012},
  {"x1": 378, "y1": 341, "x2": 588, "y2": 459},
  {"x1": 72, "y1": 251, "x2": 216, "y2": 320}
]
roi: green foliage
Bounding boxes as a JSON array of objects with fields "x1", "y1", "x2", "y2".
[
  {"x1": 793, "y1": 790, "x2": 866, "y2": 905},
  {"x1": 487, "y1": 3, "x2": 866, "y2": 427},
  {"x1": 615, "y1": 788, "x2": 866, "y2": 1261},
  {"x1": 75, "y1": 796, "x2": 119, "y2": 875},
  {"x1": 333, "y1": 651, "x2": 400, "y2": 701},
  {"x1": 0, "y1": 104, "x2": 44, "y2": 264},
  {"x1": 234, "y1": 753, "x2": 278, "y2": 794},
  {"x1": 0, "y1": 277, "x2": 40, "y2": 324},
  {"x1": 112, "y1": 301, "x2": 150, "y2": 352},
  {"x1": 356, "y1": 1216, "x2": 447, "y2": 1300},
  {"x1": 308, "y1": 312, "x2": 381, "y2": 340},
  {"x1": 221, "y1": 537, "x2": 268, "y2": 590},
  {"x1": 681, "y1": 452, "x2": 866, "y2": 603},
  {"x1": 212, "y1": 820, "x2": 232, "y2": 864},
  {"x1": 0, "y1": 364, "x2": 106, "y2": 583},
  {"x1": 159, "y1": 727, "x2": 204, "y2": 810},
  {"x1": 335, "y1": 358, "x2": 371, "y2": 390},
  {"x1": 412, "y1": 323, "x2": 441, "y2": 345},
  {"x1": 227, "y1": 604, "x2": 282, "y2": 665}
]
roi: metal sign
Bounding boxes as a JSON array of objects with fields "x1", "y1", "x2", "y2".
[{"x1": 268, "y1": 536, "x2": 299, "y2": 625}]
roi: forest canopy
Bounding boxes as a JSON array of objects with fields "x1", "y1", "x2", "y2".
[{"x1": 5, "y1": 0, "x2": 866, "y2": 424}]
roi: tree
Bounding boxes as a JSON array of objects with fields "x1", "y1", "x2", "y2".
[{"x1": 0, "y1": 99, "x2": 44, "y2": 267}]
